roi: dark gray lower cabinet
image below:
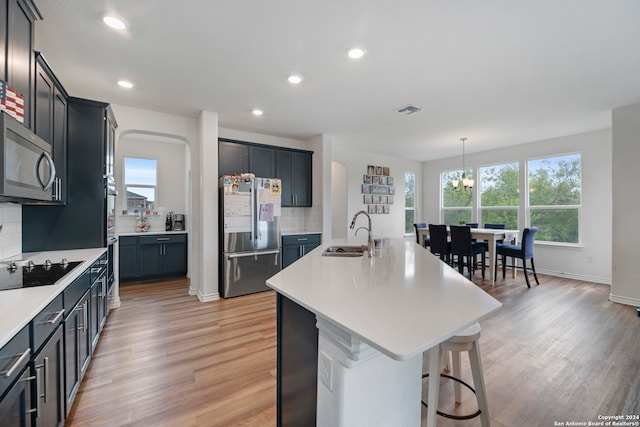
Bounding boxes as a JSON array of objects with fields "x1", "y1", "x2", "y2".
[
  {"x1": 63, "y1": 271, "x2": 91, "y2": 415},
  {"x1": 0, "y1": 325, "x2": 32, "y2": 426},
  {"x1": 0, "y1": 368, "x2": 33, "y2": 427},
  {"x1": 277, "y1": 294, "x2": 318, "y2": 427},
  {"x1": 118, "y1": 236, "x2": 138, "y2": 281},
  {"x1": 33, "y1": 325, "x2": 65, "y2": 427},
  {"x1": 120, "y1": 234, "x2": 187, "y2": 283},
  {"x1": 281, "y1": 234, "x2": 321, "y2": 269}
]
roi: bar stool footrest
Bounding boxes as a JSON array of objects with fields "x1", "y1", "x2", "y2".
[{"x1": 421, "y1": 373, "x2": 482, "y2": 421}]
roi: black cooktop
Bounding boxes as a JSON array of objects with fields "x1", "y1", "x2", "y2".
[{"x1": 0, "y1": 261, "x2": 83, "y2": 291}]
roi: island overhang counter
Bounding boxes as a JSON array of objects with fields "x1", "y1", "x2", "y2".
[{"x1": 266, "y1": 237, "x2": 502, "y2": 427}]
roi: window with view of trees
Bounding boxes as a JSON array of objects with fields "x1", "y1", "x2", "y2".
[
  {"x1": 125, "y1": 157, "x2": 157, "y2": 211},
  {"x1": 405, "y1": 172, "x2": 415, "y2": 233},
  {"x1": 441, "y1": 169, "x2": 472, "y2": 225},
  {"x1": 528, "y1": 154, "x2": 581, "y2": 243},
  {"x1": 479, "y1": 162, "x2": 519, "y2": 229}
]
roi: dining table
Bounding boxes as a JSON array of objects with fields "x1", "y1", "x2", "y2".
[{"x1": 418, "y1": 226, "x2": 519, "y2": 286}]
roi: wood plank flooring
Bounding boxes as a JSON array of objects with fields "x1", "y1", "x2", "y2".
[{"x1": 65, "y1": 273, "x2": 640, "y2": 427}]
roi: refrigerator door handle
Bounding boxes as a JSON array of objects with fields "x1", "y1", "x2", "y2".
[
  {"x1": 227, "y1": 250, "x2": 280, "y2": 259},
  {"x1": 250, "y1": 183, "x2": 256, "y2": 244}
]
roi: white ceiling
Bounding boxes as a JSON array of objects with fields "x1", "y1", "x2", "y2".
[{"x1": 33, "y1": 0, "x2": 640, "y2": 161}]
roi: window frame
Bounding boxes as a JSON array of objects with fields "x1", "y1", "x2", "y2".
[
  {"x1": 440, "y1": 168, "x2": 473, "y2": 225},
  {"x1": 124, "y1": 156, "x2": 158, "y2": 212},
  {"x1": 526, "y1": 152, "x2": 582, "y2": 245},
  {"x1": 405, "y1": 171, "x2": 416, "y2": 235},
  {"x1": 478, "y1": 160, "x2": 519, "y2": 229}
]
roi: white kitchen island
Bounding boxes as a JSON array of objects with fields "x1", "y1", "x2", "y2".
[{"x1": 266, "y1": 237, "x2": 502, "y2": 427}]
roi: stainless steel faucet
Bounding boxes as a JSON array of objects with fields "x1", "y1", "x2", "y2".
[{"x1": 350, "y1": 210, "x2": 374, "y2": 257}]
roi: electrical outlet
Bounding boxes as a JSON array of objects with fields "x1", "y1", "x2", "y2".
[
  {"x1": 586, "y1": 256, "x2": 593, "y2": 264},
  {"x1": 320, "y1": 351, "x2": 333, "y2": 391}
]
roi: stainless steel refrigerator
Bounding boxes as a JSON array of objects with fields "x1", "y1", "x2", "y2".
[{"x1": 220, "y1": 176, "x2": 281, "y2": 298}]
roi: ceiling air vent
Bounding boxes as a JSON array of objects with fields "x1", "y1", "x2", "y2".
[{"x1": 396, "y1": 105, "x2": 422, "y2": 115}]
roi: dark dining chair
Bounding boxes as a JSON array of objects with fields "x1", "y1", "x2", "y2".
[
  {"x1": 496, "y1": 227, "x2": 539, "y2": 288},
  {"x1": 413, "y1": 223, "x2": 430, "y2": 248},
  {"x1": 466, "y1": 223, "x2": 479, "y2": 243},
  {"x1": 428, "y1": 224, "x2": 450, "y2": 264},
  {"x1": 450, "y1": 225, "x2": 485, "y2": 280}
]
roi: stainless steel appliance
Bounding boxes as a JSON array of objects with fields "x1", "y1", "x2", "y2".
[
  {"x1": 172, "y1": 213, "x2": 185, "y2": 231},
  {"x1": 0, "y1": 111, "x2": 58, "y2": 202},
  {"x1": 106, "y1": 175, "x2": 117, "y2": 240},
  {"x1": 220, "y1": 176, "x2": 281, "y2": 298}
]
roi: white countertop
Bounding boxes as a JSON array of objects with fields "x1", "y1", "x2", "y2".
[
  {"x1": 0, "y1": 248, "x2": 106, "y2": 348},
  {"x1": 266, "y1": 237, "x2": 502, "y2": 361},
  {"x1": 118, "y1": 231, "x2": 187, "y2": 236}
]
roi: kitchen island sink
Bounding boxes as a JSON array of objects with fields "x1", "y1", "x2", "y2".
[{"x1": 320, "y1": 245, "x2": 366, "y2": 257}]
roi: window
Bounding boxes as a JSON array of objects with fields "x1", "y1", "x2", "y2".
[
  {"x1": 479, "y1": 162, "x2": 519, "y2": 229},
  {"x1": 124, "y1": 157, "x2": 157, "y2": 211},
  {"x1": 405, "y1": 172, "x2": 415, "y2": 233},
  {"x1": 441, "y1": 169, "x2": 472, "y2": 225},
  {"x1": 527, "y1": 153, "x2": 581, "y2": 243}
]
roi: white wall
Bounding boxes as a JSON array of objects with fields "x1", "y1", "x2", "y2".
[
  {"x1": 331, "y1": 145, "x2": 423, "y2": 241},
  {"x1": 422, "y1": 129, "x2": 612, "y2": 284},
  {"x1": 611, "y1": 103, "x2": 640, "y2": 306}
]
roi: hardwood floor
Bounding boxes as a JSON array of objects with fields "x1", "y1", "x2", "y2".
[{"x1": 65, "y1": 274, "x2": 640, "y2": 427}]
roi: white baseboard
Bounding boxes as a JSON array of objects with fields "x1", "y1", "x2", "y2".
[
  {"x1": 609, "y1": 293, "x2": 640, "y2": 307},
  {"x1": 533, "y1": 268, "x2": 611, "y2": 285},
  {"x1": 196, "y1": 289, "x2": 220, "y2": 302}
]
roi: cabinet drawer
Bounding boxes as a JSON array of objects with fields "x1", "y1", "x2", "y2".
[
  {"x1": 0, "y1": 325, "x2": 30, "y2": 400},
  {"x1": 282, "y1": 234, "x2": 321, "y2": 246},
  {"x1": 139, "y1": 234, "x2": 186, "y2": 245},
  {"x1": 90, "y1": 253, "x2": 108, "y2": 283},
  {"x1": 64, "y1": 269, "x2": 91, "y2": 314},
  {"x1": 119, "y1": 235, "x2": 137, "y2": 246},
  {"x1": 31, "y1": 293, "x2": 64, "y2": 354}
]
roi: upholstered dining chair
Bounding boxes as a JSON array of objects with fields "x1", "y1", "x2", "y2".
[
  {"x1": 428, "y1": 224, "x2": 450, "y2": 264},
  {"x1": 450, "y1": 225, "x2": 485, "y2": 280},
  {"x1": 496, "y1": 227, "x2": 539, "y2": 288},
  {"x1": 413, "y1": 223, "x2": 430, "y2": 248}
]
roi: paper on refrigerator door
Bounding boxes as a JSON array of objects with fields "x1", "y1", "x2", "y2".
[
  {"x1": 258, "y1": 179, "x2": 281, "y2": 216},
  {"x1": 223, "y1": 192, "x2": 251, "y2": 232},
  {"x1": 259, "y1": 203, "x2": 274, "y2": 221}
]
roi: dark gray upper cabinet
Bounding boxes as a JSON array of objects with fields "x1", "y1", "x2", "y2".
[
  {"x1": 218, "y1": 138, "x2": 313, "y2": 207},
  {"x1": 22, "y1": 97, "x2": 117, "y2": 252},
  {"x1": 33, "y1": 52, "x2": 68, "y2": 202},
  {"x1": 249, "y1": 144, "x2": 276, "y2": 178},
  {"x1": 218, "y1": 140, "x2": 248, "y2": 176},
  {"x1": 3, "y1": 0, "x2": 41, "y2": 128},
  {"x1": 276, "y1": 149, "x2": 312, "y2": 207}
]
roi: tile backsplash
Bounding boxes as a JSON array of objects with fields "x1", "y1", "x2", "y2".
[{"x1": 0, "y1": 203, "x2": 22, "y2": 260}]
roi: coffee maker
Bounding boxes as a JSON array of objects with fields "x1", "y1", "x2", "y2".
[{"x1": 172, "y1": 214, "x2": 185, "y2": 231}]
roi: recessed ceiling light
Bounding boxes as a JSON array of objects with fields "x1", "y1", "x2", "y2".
[
  {"x1": 347, "y1": 47, "x2": 366, "y2": 59},
  {"x1": 117, "y1": 80, "x2": 134, "y2": 89},
  {"x1": 252, "y1": 109, "x2": 264, "y2": 116},
  {"x1": 103, "y1": 15, "x2": 127, "y2": 30},
  {"x1": 288, "y1": 75, "x2": 303, "y2": 85}
]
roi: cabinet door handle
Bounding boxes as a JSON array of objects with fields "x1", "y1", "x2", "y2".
[
  {"x1": 1, "y1": 348, "x2": 31, "y2": 378},
  {"x1": 46, "y1": 309, "x2": 65, "y2": 325},
  {"x1": 25, "y1": 373, "x2": 38, "y2": 416},
  {"x1": 299, "y1": 246, "x2": 303, "y2": 257},
  {"x1": 157, "y1": 238, "x2": 171, "y2": 241},
  {"x1": 36, "y1": 357, "x2": 49, "y2": 403}
]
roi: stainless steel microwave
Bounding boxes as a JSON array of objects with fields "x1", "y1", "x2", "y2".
[{"x1": 0, "y1": 111, "x2": 57, "y2": 202}]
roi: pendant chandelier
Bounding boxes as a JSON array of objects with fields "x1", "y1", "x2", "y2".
[{"x1": 452, "y1": 137, "x2": 474, "y2": 190}]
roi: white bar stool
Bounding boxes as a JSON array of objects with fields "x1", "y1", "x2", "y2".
[{"x1": 423, "y1": 322, "x2": 490, "y2": 427}]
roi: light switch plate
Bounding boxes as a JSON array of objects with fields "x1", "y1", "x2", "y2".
[{"x1": 319, "y1": 351, "x2": 333, "y2": 391}]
